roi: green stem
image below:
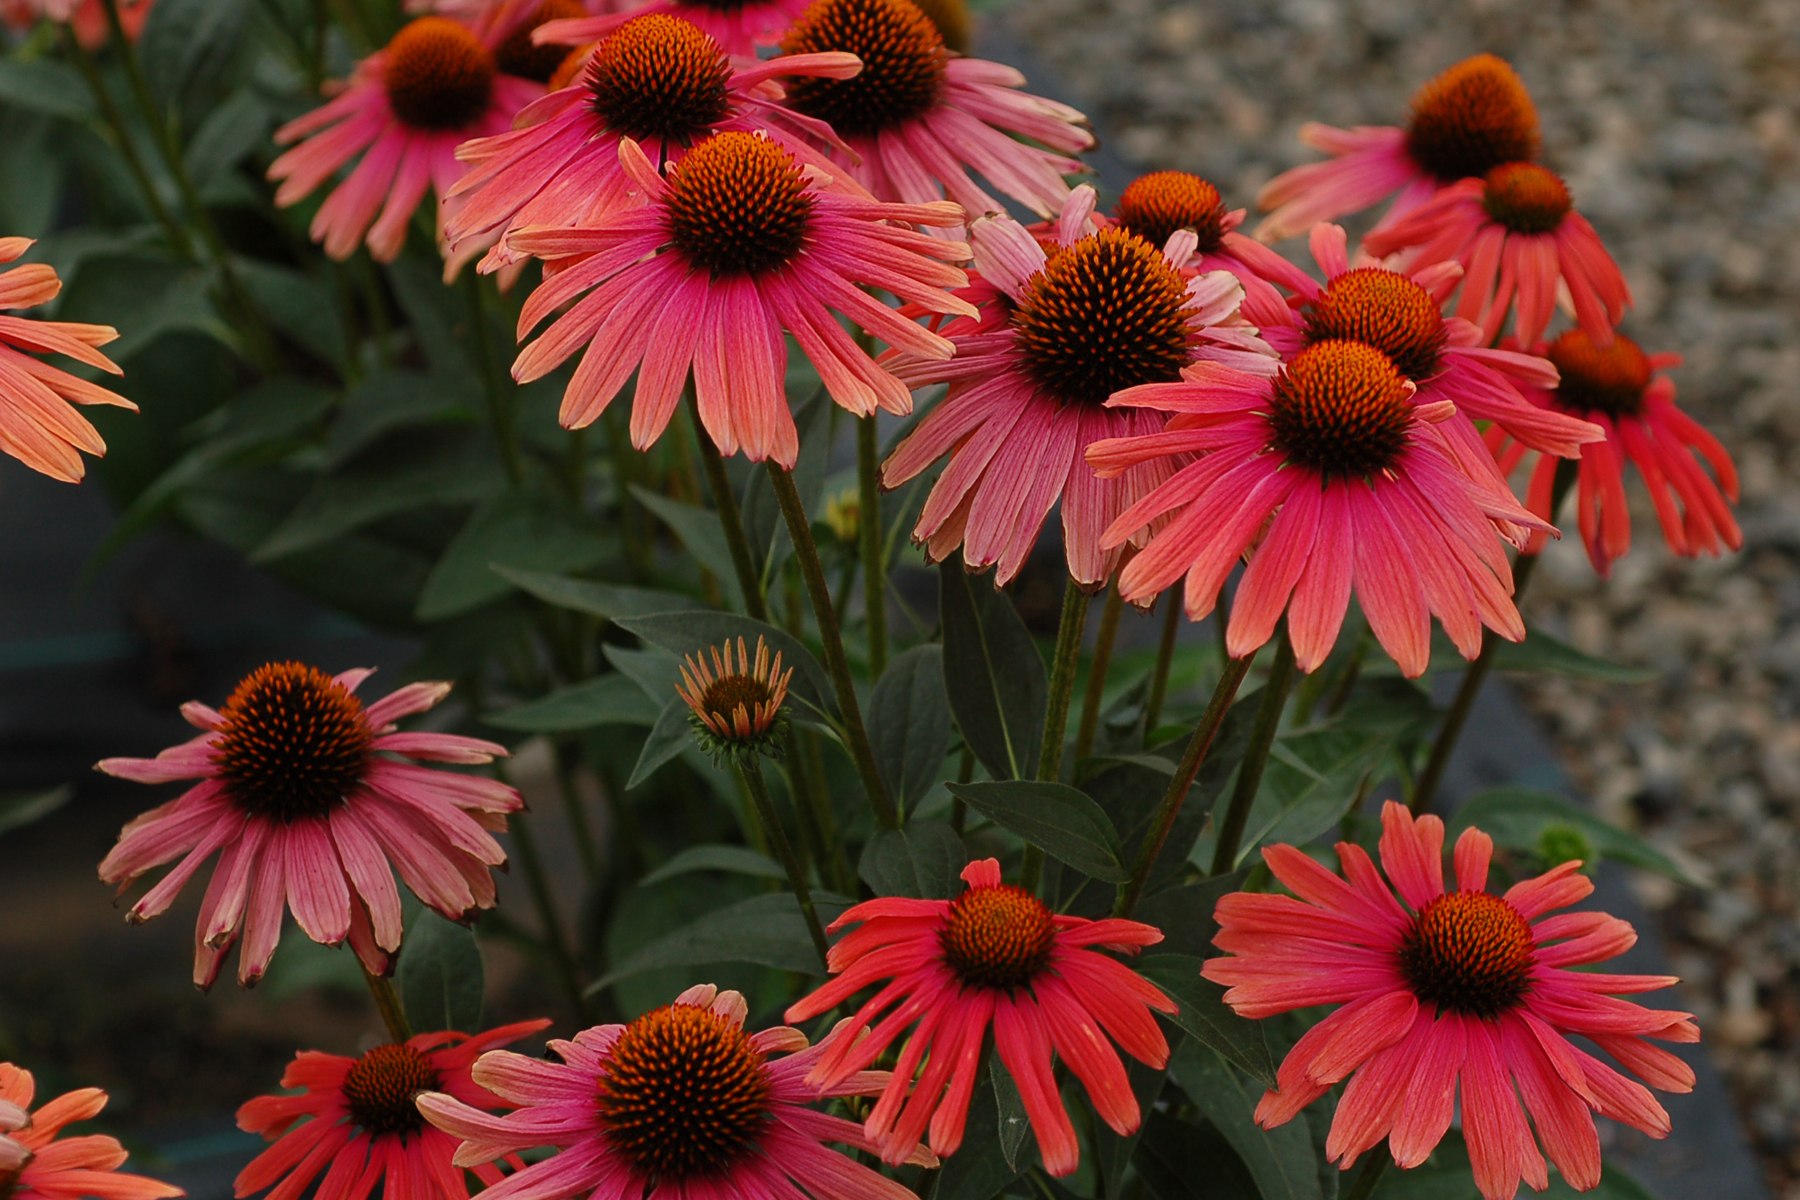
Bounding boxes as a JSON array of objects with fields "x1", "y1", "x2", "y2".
[
  {"x1": 461, "y1": 270, "x2": 522, "y2": 486},
  {"x1": 1324, "y1": 629, "x2": 1370, "y2": 717},
  {"x1": 1113, "y1": 649, "x2": 1256, "y2": 918},
  {"x1": 857, "y1": 415, "x2": 888, "y2": 678},
  {"x1": 361, "y1": 963, "x2": 412, "y2": 1042},
  {"x1": 765, "y1": 462, "x2": 899, "y2": 830},
  {"x1": 1144, "y1": 585, "x2": 1182, "y2": 735},
  {"x1": 739, "y1": 758, "x2": 830, "y2": 968},
  {"x1": 508, "y1": 809, "x2": 590, "y2": 1019},
  {"x1": 1341, "y1": 1154, "x2": 1389, "y2": 1200},
  {"x1": 1074, "y1": 576, "x2": 1124, "y2": 762},
  {"x1": 1209, "y1": 628, "x2": 1297, "y2": 875},
  {"x1": 64, "y1": 31, "x2": 190, "y2": 257},
  {"x1": 691, "y1": 388, "x2": 771, "y2": 621},
  {"x1": 1021, "y1": 578, "x2": 1090, "y2": 892}
]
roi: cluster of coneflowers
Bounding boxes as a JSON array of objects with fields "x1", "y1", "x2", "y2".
[{"x1": 0, "y1": 2, "x2": 1740, "y2": 1200}]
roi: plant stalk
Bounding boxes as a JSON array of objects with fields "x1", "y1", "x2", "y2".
[
  {"x1": 1145, "y1": 585, "x2": 1182, "y2": 734},
  {"x1": 1074, "y1": 576, "x2": 1124, "y2": 762},
  {"x1": 1341, "y1": 1154, "x2": 1389, "y2": 1200},
  {"x1": 361, "y1": 965, "x2": 413, "y2": 1042},
  {"x1": 461, "y1": 270, "x2": 522, "y2": 486},
  {"x1": 739, "y1": 758, "x2": 831, "y2": 968},
  {"x1": 507, "y1": 809, "x2": 590, "y2": 1020},
  {"x1": 856, "y1": 414, "x2": 888, "y2": 678},
  {"x1": 690, "y1": 389, "x2": 771, "y2": 621},
  {"x1": 1021, "y1": 578, "x2": 1090, "y2": 893},
  {"x1": 1209, "y1": 628, "x2": 1297, "y2": 875},
  {"x1": 64, "y1": 31, "x2": 191, "y2": 257}
]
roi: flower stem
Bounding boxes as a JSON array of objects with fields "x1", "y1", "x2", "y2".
[
  {"x1": 461, "y1": 270, "x2": 522, "y2": 486},
  {"x1": 1341, "y1": 1154, "x2": 1389, "y2": 1200},
  {"x1": 1074, "y1": 576, "x2": 1124, "y2": 762},
  {"x1": 1113, "y1": 648, "x2": 1256, "y2": 918},
  {"x1": 507, "y1": 808, "x2": 590, "y2": 1020},
  {"x1": 739, "y1": 758, "x2": 830, "y2": 969},
  {"x1": 856, "y1": 415, "x2": 888, "y2": 679},
  {"x1": 766, "y1": 462, "x2": 900, "y2": 830},
  {"x1": 1020, "y1": 578, "x2": 1090, "y2": 893},
  {"x1": 690, "y1": 389, "x2": 771, "y2": 622},
  {"x1": 63, "y1": 31, "x2": 191, "y2": 258},
  {"x1": 1144, "y1": 585, "x2": 1182, "y2": 735},
  {"x1": 361, "y1": 963, "x2": 412, "y2": 1043},
  {"x1": 1209, "y1": 627, "x2": 1297, "y2": 875}
]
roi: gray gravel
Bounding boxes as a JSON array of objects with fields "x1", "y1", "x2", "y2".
[{"x1": 992, "y1": 0, "x2": 1800, "y2": 1193}]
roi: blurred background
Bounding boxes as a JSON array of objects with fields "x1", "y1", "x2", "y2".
[{"x1": 0, "y1": 0, "x2": 1794, "y2": 1197}]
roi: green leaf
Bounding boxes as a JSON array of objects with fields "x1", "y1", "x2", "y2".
[
  {"x1": 416, "y1": 494, "x2": 611, "y2": 620},
  {"x1": 1449, "y1": 787, "x2": 1705, "y2": 886},
  {"x1": 495, "y1": 565, "x2": 693, "y2": 621},
  {"x1": 1139, "y1": 955, "x2": 1276, "y2": 1088},
  {"x1": 934, "y1": 1062, "x2": 1024, "y2": 1200},
  {"x1": 641, "y1": 845, "x2": 785, "y2": 887},
  {"x1": 184, "y1": 89, "x2": 270, "y2": 194},
  {"x1": 1096, "y1": 1049, "x2": 1176, "y2": 1200},
  {"x1": 397, "y1": 910, "x2": 484, "y2": 1033},
  {"x1": 588, "y1": 891, "x2": 850, "y2": 993},
  {"x1": 627, "y1": 699, "x2": 695, "y2": 789},
  {"x1": 487, "y1": 674, "x2": 656, "y2": 733},
  {"x1": 1134, "y1": 1111, "x2": 1260, "y2": 1200},
  {"x1": 1132, "y1": 870, "x2": 1248, "y2": 960},
  {"x1": 384, "y1": 257, "x2": 479, "y2": 387},
  {"x1": 0, "y1": 786, "x2": 72, "y2": 837},
  {"x1": 139, "y1": 0, "x2": 252, "y2": 111},
  {"x1": 0, "y1": 60, "x2": 93, "y2": 120},
  {"x1": 614, "y1": 611, "x2": 835, "y2": 718},
  {"x1": 630, "y1": 486, "x2": 743, "y2": 608},
  {"x1": 938, "y1": 563, "x2": 1045, "y2": 780},
  {"x1": 867, "y1": 644, "x2": 952, "y2": 810},
  {"x1": 58, "y1": 254, "x2": 231, "y2": 361},
  {"x1": 1494, "y1": 629, "x2": 1654, "y2": 683},
  {"x1": 234, "y1": 259, "x2": 348, "y2": 373},
  {"x1": 318, "y1": 371, "x2": 472, "y2": 468},
  {"x1": 859, "y1": 819, "x2": 966, "y2": 899},
  {"x1": 991, "y1": 1062, "x2": 1034, "y2": 1171},
  {"x1": 946, "y1": 780, "x2": 1128, "y2": 882},
  {"x1": 1171, "y1": 1040, "x2": 1322, "y2": 1200}
]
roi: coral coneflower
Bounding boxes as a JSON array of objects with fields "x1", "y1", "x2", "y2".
[
  {"x1": 0, "y1": 237, "x2": 134, "y2": 483},
  {"x1": 419, "y1": 985, "x2": 933, "y2": 1200},
  {"x1": 882, "y1": 187, "x2": 1276, "y2": 589},
  {"x1": 97, "y1": 663, "x2": 522, "y2": 989},
  {"x1": 1204, "y1": 802, "x2": 1699, "y2": 1200},
  {"x1": 267, "y1": 15, "x2": 543, "y2": 262},
  {"x1": 235, "y1": 1020, "x2": 551, "y2": 1200},
  {"x1": 0, "y1": 1064, "x2": 183, "y2": 1200},
  {"x1": 776, "y1": 0, "x2": 1094, "y2": 235},
  {"x1": 1491, "y1": 330, "x2": 1740, "y2": 577},
  {"x1": 1257, "y1": 54, "x2": 1540, "y2": 243},
  {"x1": 443, "y1": 13, "x2": 860, "y2": 272},
  {"x1": 0, "y1": 0, "x2": 152, "y2": 49},
  {"x1": 1088, "y1": 337, "x2": 1552, "y2": 677},
  {"x1": 676, "y1": 635, "x2": 794, "y2": 762},
  {"x1": 536, "y1": 0, "x2": 812, "y2": 57},
  {"x1": 1363, "y1": 162, "x2": 1631, "y2": 348},
  {"x1": 786, "y1": 859, "x2": 1175, "y2": 1176},
  {"x1": 505, "y1": 130, "x2": 972, "y2": 466}
]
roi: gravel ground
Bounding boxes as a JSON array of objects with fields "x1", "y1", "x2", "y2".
[{"x1": 992, "y1": 0, "x2": 1800, "y2": 1192}]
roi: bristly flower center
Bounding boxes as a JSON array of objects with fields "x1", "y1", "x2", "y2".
[
  {"x1": 384, "y1": 17, "x2": 496, "y2": 131},
  {"x1": 780, "y1": 0, "x2": 947, "y2": 138},
  {"x1": 1013, "y1": 228, "x2": 1193, "y2": 408},
  {"x1": 1268, "y1": 341, "x2": 1414, "y2": 480},
  {"x1": 496, "y1": 0, "x2": 586, "y2": 83},
  {"x1": 1114, "y1": 172, "x2": 1230, "y2": 254},
  {"x1": 586, "y1": 15, "x2": 734, "y2": 146},
  {"x1": 211, "y1": 663, "x2": 374, "y2": 822},
  {"x1": 1482, "y1": 162, "x2": 1572, "y2": 235},
  {"x1": 1545, "y1": 329, "x2": 1651, "y2": 417},
  {"x1": 1302, "y1": 267, "x2": 1447, "y2": 382},
  {"x1": 343, "y1": 1044, "x2": 440, "y2": 1137},
  {"x1": 664, "y1": 132, "x2": 815, "y2": 279},
  {"x1": 595, "y1": 1004, "x2": 775, "y2": 1181},
  {"x1": 1398, "y1": 890, "x2": 1536, "y2": 1018},
  {"x1": 940, "y1": 884, "x2": 1057, "y2": 990},
  {"x1": 1403, "y1": 53, "x2": 1540, "y2": 184}
]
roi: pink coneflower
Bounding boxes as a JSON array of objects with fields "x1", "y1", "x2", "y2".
[
  {"x1": 1257, "y1": 54, "x2": 1540, "y2": 243},
  {"x1": 418, "y1": 984, "x2": 933, "y2": 1200},
  {"x1": 505, "y1": 129, "x2": 972, "y2": 465},
  {"x1": 235, "y1": 1020, "x2": 551, "y2": 1200},
  {"x1": 0, "y1": 237, "x2": 135, "y2": 483},
  {"x1": 0, "y1": 0, "x2": 152, "y2": 48},
  {"x1": 1204, "y1": 801, "x2": 1699, "y2": 1200},
  {"x1": 0, "y1": 1064, "x2": 183, "y2": 1200},
  {"x1": 1363, "y1": 163, "x2": 1631, "y2": 347},
  {"x1": 97, "y1": 662, "x2": 522, "y2": 989},
  {"x1": 881, "y1": 188, "x2": 1275, "y2": 590},
  {"x1": 536, "y1": 0, "x2": 810, "y2": 58},
  {"x1": 1491, "y1": 330, "x2": 1741, "y2": 577},
  {"x1": 267, "y1": 15, "x2": 543, "y2": 262},
  {"x1": 785, "y1": 858, "x2": 1176, "y2": 1177},
  {"x1": 442, "y1": 13, "x2": 860, "y2": 272},
  {"x1": 1088, "y1": 338, "x2": 1552, "y2": 677},
  {"x1": 775, "y1": 0, "x2": 1094, "y2": 235}
]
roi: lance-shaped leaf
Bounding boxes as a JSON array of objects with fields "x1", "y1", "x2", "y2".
[
  {"x1": 947, "y1": 780, "x2": 1128, "y2": 882},
  {"x1": 939, "y1": 563, "x2": 1045, "y2": 780}
]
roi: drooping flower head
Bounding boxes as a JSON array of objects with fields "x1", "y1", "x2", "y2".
[
  {"x1": 0, "y1": 237, "x2": 135, "y2": 483},
  {"x1": 235, "y1": 1020, "x2": 552, "y2": 1200},
  {"x1": 775, "y1": 0, "x2": 1095, "y2": 235},
  {"x1": 1362, "y1": 162, "x2": 1631, "y2": 348},
  {"x1": 0, "y1": 1064, "x2": 183, "y2": 1200},
  {"x1": 676, "y1": 635, "x2": 794, "y2": 762},
  {"x1": 1256, "y1": 54, "x2": 1540, "y2": 243},
  {"x1": 97, "y1": 663, "x2": 522, "y2": 989},
  {"x1": 882, "y1": 187, "x2": 1276, "y2": 589},
  {"x1": 785, "y1": 859, "x2": 1177, "y2": 1177},
  {"x1": 535, "y1": 0, "x2": 813, "y2": 57},
  {"x1": 1204, "y1": 802, "x2": 1699, "y2": 1200},
  {"x1": 1088, "y1": 332, "x2": 1555, "y2": 677},
  {"x1": 1491, "y1": 330, "x2": 1740, "y2": 577},
  {"x1": 267, "y1": 15, "x2": 544, "y2": 262},
  {"x1": 505, "y1": 130, "x2": 973, "y2": 466},
  {"x1": 444, "y1": 13, "x2": 864, "y2": 272},
  {"x1": 419, "y1": 985, "x2": 933, "y2": 1200}
]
